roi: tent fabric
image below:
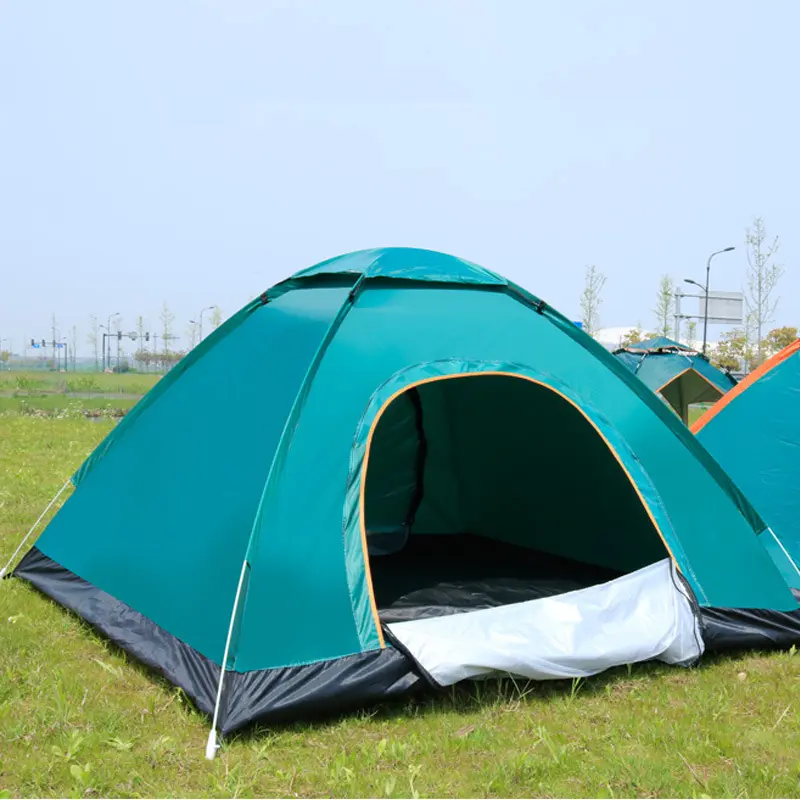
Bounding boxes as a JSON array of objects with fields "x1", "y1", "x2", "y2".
[
  {"x1": 9, "y1": 247, "x2": 800, "y2": 736},
  {"x1": 613, "y1": 336, "x2": 737, "y2": 423},
  {"x1": 693, "y1": 339, "x2": 800, "y2": 589}
]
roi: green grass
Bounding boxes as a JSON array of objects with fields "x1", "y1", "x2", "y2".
[
  {"x1": 1, "y1": 416, "x2": 799, "y2": 797},
  {"x1": 0, "y1": 396, "x2": 139, "y2": 416},
  {"x1": 688, "y1": 405, "x2": 712, "y2": 426},
  {"x1": 0, "y1": 371, "x2": 161, "y2": 396}
]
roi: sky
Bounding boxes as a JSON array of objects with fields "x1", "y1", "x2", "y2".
[{"x1": 1, "y1": 0, "x2": 798, "y2": 357}]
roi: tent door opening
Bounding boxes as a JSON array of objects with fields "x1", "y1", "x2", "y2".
[
  {"x1": 364, "y1": 373, "x2": 670, "y2": 622},
  {"x1": 362, "y1": 373, "x2": 701, "y2": 683}
]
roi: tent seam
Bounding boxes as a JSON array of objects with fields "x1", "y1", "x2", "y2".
[{"x1": 208, "y1": 269, "x2": 377, "y2": 742}]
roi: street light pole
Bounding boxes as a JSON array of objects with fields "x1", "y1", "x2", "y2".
[
  {"x1": 702, "y1": 248, "x2": 736, "y2": 357},
  {"x1": 105, "y1": 312, "x2": 120, "y2": 372},
  {"x1": 198, "y1": 306, "x2": 214, "y2": 342},
  {"x1": 685, "y1": 247, "x2": 735, "y2": 357}
]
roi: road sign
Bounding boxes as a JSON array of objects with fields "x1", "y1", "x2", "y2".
[
  {"x1": 699, "y1": 291, "x2": 745, "y2": 325},
  {"x1": 674, "y1": 289, "x2": 744, "y2": 341}
]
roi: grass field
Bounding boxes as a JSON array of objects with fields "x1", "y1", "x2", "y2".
[
  {"x1": 1, "y1": 414, "x2": 799, "y2": 797},
  {"x1": 0, "y1": 371, "x2": 159, "y2": 418},
  {"x1": 0, "y1": 371, "x2": 161, "y2": 396},
  {"x1": 0, "y1": 396, "x2": 140, "y2": 417}
]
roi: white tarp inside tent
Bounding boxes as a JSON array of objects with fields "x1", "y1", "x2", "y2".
[{"x1": 388, "y1": 558, "x2": 703, "y2": 686}]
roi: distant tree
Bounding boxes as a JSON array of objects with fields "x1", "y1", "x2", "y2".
[
  {"x1": 712, "y1": 329, "x2": 751, "y2": 372},
  {"x1": 70, "y1": 325, "x2": 78, "y2": 370},
  {"x1": 685, "y1": 320, "x2": 698, "y2": 351},
  {"x1": 0, "y1": 350, "x2": 10, "y2": 366},
  {"x1": 162, "y1": 350, "x2": 186, "y2": 371},
  {"x1": 619, "y1": 323, "x2": 645, "y2": 348},
  {"x1": 211, "y1": 305, "x2": 223, "y2": 330},
  {"x1": 762, "y1": 326, "x2": 798, "y2": 358},
  {"x1": 653, "y1": 275, "x2": 675, "y2": 338},
  {"x1": 580, "y1": 265, "x2": 606, "y2": 336},
  {"x1": 134, "y1": 349, "x2": 152, "y2": 371},
  {"x1": 745, "y1": 217, "x2": 783, "y2": 365},
  {"x1": 86, "y1": 315, "x2": 100, "y2": 370},
  {"x1": 743, "y1": 311, "x2": 758, "y2": 371}
]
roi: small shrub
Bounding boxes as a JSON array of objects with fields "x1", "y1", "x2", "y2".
[
  {"x1": 14, "y1": 376, "x2": 44, "y2": 392},
  {"x1": 66, "y1": 376, "x2": 100, "y2": 393}
]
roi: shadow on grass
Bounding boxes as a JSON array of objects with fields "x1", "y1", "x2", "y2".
[
  {"x1": 227, "y1": 646, "x2": 779, "y2": 746},
  {"x1": 16, "y1": 580, "x2": 790, "y2": 747}
]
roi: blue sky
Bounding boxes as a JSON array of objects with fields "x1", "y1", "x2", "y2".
[{"x1": 1, "y1": 0, "x2": 797, "y2": 355}]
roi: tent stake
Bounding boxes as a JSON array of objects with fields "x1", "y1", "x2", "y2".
[{"x1": 0, "y1": 478, "x2": 72, "y2": 579}]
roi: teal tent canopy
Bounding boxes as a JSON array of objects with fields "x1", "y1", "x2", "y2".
[
  {"x1": 613, "y1": 337, "x2": 737, "y2": 423},
  {"x1": 8, "y1": 248, "x2": 799, "y2": 746},
  {"x1": 693, "y1": 339, "x2": 800, "y2": 589}
]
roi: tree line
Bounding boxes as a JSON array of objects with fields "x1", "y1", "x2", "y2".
[{"x1": 580, "y1": 216, "x2": 795, "y2": 372}]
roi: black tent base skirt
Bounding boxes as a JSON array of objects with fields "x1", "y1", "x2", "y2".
[
  {"x1": 12, "y1": 548, "x2": 424, "y2": 735},
  {"x1": 11, "y1": 547, "x2": 800, "y2": 736}
]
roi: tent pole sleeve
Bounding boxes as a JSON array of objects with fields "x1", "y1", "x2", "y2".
[
  {"x1": 243, "y1": 270, "x2": 369, "y2": 564},
  {"x1": 206, "y1": 559, "x2": 249, "y2": 761},
  {"x1": 769, "y1": 529, "x2": 800, "y2": 579},
  {"x1": 1, "y1": 477, "x2": 72, "y2": 579}
]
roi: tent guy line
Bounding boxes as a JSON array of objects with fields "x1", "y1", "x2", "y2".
[{"x1": 0, "y1": 477, "x2": 72, "y2": 579}]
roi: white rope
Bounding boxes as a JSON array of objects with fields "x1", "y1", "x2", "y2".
[
  {"x1": 0, "y1": 477, "x2": 72, "y2": 579},
  {"x1": 205, "y1": 559, "x2": 249, "y2": 761}
]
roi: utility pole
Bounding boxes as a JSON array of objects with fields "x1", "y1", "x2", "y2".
[
  {"x1": 30, "y1": 337, "x2": 66, "y2": 370},
  {"x1": 51, "y1": 314, "x2": 57, "y2": 371},
  {"x1": 97, "y1": 330, "x2": 148, "y2": 373}
]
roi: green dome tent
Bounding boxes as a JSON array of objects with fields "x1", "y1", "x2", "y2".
[
  {"x1": 613, "y1": 336, "x2": 737, "y2": 423},
  {"x1": 693, "y1": 339, "x2": 800, "y2": 590},
  {"x1": 4, "y1": 248, "x2": 799, "y2": 758}
]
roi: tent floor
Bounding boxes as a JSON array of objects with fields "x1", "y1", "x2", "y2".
[{"x1": 371, "y1": 534, "x2": 623, "y2": 624}]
